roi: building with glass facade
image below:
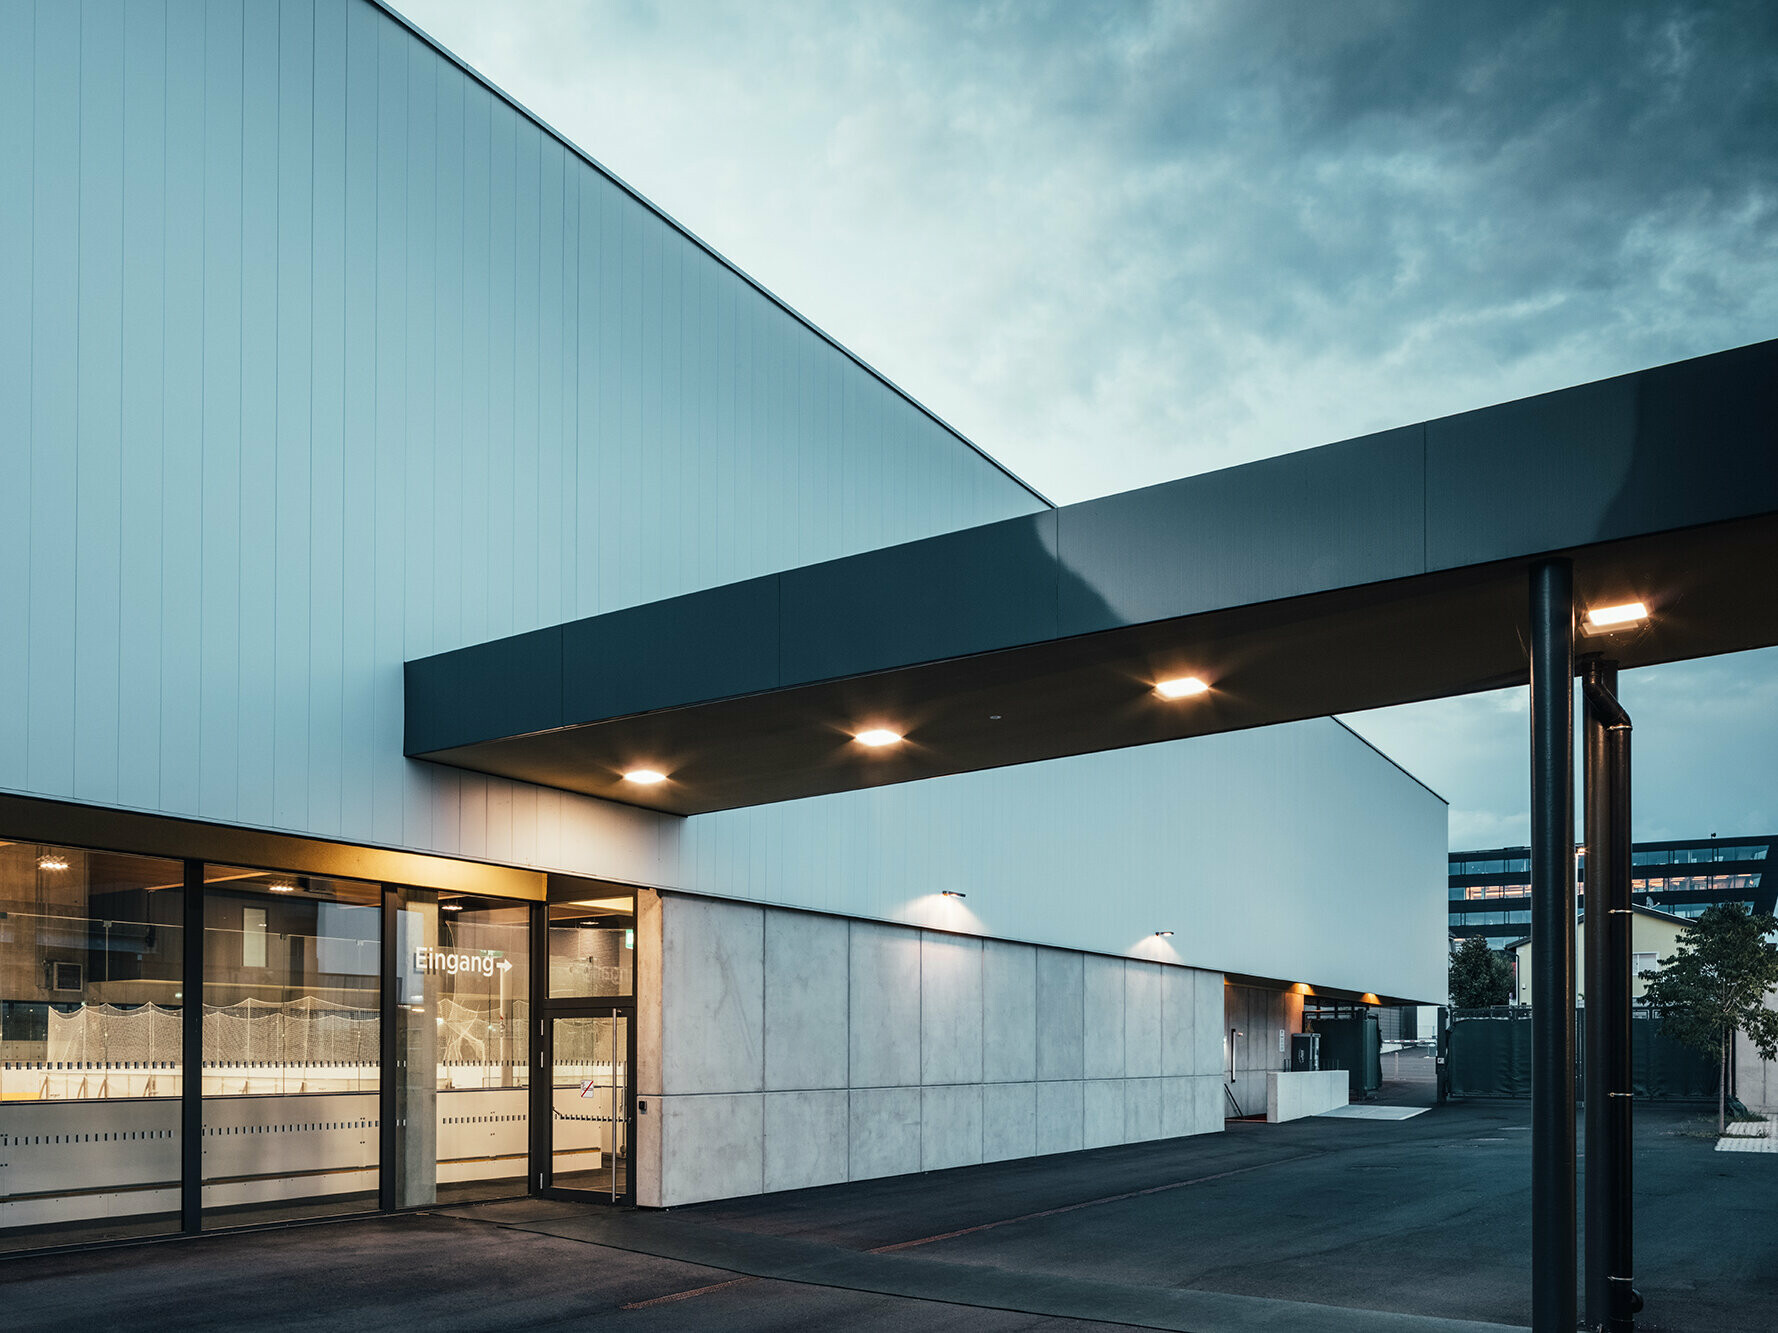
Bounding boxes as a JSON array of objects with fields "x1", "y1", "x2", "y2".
[
  {"x1": 0, "y1": 0, "x2": 1446, "y2": 1252},
  {"x1": 1448, "y1": 836, "x2": 1776, "y2": 949}
]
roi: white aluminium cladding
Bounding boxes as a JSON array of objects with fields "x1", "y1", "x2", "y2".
[{"x1": 1, "y1": 0, "x2": 1444, "y2": 1001}]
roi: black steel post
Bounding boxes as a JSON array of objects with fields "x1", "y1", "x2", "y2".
[
  {"x1": 1604, "y1": 669, "x2": 1637, "y2": 1331},
  {"x1": 379, "y1": 886, "x2": 398, "y2": 1213},
  {"x1": 1583, "y1": 657, "x2": 1607, "y2": 1329},
  {"x1": 180, "y1": 860, "x2": 204, "y2": 1233},
  {"x1": 1530, "y1": 559, "x2": 1577, "y2": 1333}
]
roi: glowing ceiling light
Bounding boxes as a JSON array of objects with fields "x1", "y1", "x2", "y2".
[
  {"x1": 37, "y1": 855, "x2": 69, "y2": 872},
  {"x1": 1585, "y1": 601, "x2": 1648, "y2": 630},
  {"x1": 267, "y1": 882, "x2": 296, "y2": 893},
  {"x1": 441, "y1": 902, "x2": 463, "y2": 912},
  {"x1": 623, "y1": 769, "x2": 667, "y2": 785},
  {"x1": 855, "y1": 729, "x2": 903, "y2": 747},
  {"x1": 1154, "y1": 676, "x2": 1209, "y2": 699}
]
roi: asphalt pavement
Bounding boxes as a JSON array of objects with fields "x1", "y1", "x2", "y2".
[{"x1": 3, "y1": 1061, "x2": 1771, "y2": 1332}]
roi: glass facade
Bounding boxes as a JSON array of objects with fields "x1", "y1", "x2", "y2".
[
  {"x1": 200, "y1": 868, "x2": 381, "y2": 1227},
  {"x1": 0, "y1": 831, "x2": 569, "y2": 1252},
  {"x1": 1450, "y1": 836, "x2": 1776, "y2": 948},
  {"x1": 0, "y1": 843, "x2": 185, "y2": 1248},
  {"x1": 395, "y1": 891, "x2": 531, "y2": 1208},
  {"x1": 548, "y1": 897, "x2": 636, "y2": 999}
]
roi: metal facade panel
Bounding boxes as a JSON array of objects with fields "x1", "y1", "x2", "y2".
[
  {"x1": 1425, "y1": 344, "x2": 1778, "y2": 570},
  {"x1": 778, "y1": 511, "x2": 1061, "y2": 684},
  {"x1": 681, "y1": 718, "x2": 1449, "y2": 1004},
  {"x1": 0, "y1": 0, "x2": 32, "y2": 793},
  {"x1": 1056, "y1": 425, "x2": 1426, "y2": 635},
  {"x1": 2, "y1": 0, "x2": 1039, "y2": 886}
]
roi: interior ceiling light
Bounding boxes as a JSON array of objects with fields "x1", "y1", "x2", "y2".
[
  {"x1": 623, "y1": 768, "x2": 667, "y2": 785},
  {"x1": 1584, "y1": 601, "x2": 1648, "y2": 630},
  {"x1": 855, "y1": 729, "x2": 903, "y2": 747},
  {"x1": 1154, "y1": 676, "x2": 1209, "y2": 699}
]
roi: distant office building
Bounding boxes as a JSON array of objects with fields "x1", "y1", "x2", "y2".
[{"x1": 1449, "y1": 836, "x2": 1776, "y2": 949}]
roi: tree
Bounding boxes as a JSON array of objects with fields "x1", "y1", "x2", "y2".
[
  {"x1": 1640, "y1": 903, "x2": 1778, "y2": 1134},
  {"x1": 1450, "y1": 935, "x2": 1514, "y2": 1008}
]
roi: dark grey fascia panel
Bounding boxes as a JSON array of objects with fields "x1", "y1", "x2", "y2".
[
  {"x1": 563, "y1": 575, "x2": 781, "y2": 728},
  {"x1": 406, "y1": 339, "x2": 1778, "y2": 811},
  {"x1": 1424, "y1": 340, "x2": 1778, "y2": 571},
  {"x1": 778, "y1": 511, "x2": 1060, "y2": 684},
  {"x1": 405, "y1": 624, "x2": 562, "y2": 758},
  {"x1": 1055, "y1": 424, "x2": 1426, "y2": 636}
]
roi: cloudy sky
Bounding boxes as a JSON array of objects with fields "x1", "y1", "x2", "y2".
[{"x1": 398, "y1": 0, "x2": 1778, "y2": 848}]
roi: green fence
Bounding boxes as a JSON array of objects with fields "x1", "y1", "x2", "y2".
[{"x1": 1448, "y1": 1008, "x2": 1718, "y2": 1100}]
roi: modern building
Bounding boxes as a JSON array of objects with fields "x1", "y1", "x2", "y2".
[
  {"x1": 0, "y1": 0, "x2": 1446, "y2": 1252},
  {"x1": 1449, "y1": 836, "x2": 1775, "y2": 950},
  {"x1": 1502, "y1": 905, "x2": 1692, "y2": 1007}
]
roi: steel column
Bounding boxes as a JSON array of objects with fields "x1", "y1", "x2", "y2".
[
  {"x1": 1530, "y1": 559, "x2": 1577, "y2": 1332},
  {"x1": 180, "y1": 860, "x2": 204, "y2": 1234}
]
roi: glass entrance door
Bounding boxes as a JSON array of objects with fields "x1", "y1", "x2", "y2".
[{"x1": 542, "y1": 1009, "x2": 632, "y2": 1202}]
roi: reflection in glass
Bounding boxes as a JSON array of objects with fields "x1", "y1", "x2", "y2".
[
  {"x1": 549, "y1": 1012, "x2": 629, "y2": 1199},
  {"x1": 0, "y1": 843, "x2": 184, "y2": 1250},
  {"x1": 394, "y1": 892, "x2": 530, "y2": 1208},
  {"x1": 200, "y1": 868, "x2": 380, "y2": 1227},
  {"x1": 548, "y1": 893, "x2": 635, "y2": 998}
]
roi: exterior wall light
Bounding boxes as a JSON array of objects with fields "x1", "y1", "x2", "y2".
[
  {"x1": 1154, "y1": 677, "x2": 1209, "y2": 699},
  {"x1": 855, "y1": 729, "x2": 903, "y2": 747},
  {"x1": 1154, "y1": 930, "x2": 1174, "y2": 937},
  {"x1": 1584, "y1": 601, "x2": 1648, "y2": 630},
  {"x1": 942, "y1": 890, "x2": 967, "y2": 899},
  {"x1": 623, "y1": 769, "x2": 667, "y2": 784}
]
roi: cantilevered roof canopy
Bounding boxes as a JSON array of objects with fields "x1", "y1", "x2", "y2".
[{"x1": 406, "y1": 339, "x2": 1778, "y2": 815}]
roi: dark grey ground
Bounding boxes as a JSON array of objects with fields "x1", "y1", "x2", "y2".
[{"x1": 4, "y1": 1054, "x2": 1773, "y2": 1332}]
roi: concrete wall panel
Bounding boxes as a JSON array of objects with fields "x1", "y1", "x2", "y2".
[
  {"x1": 1035, "y1": 948, "x2": 1085, "y2": 1081},
  {"x1": 1083, "y1": 955, "x2": 1126, "y2": 1080},
  {"x1": 1036, "y1": 1079, "x2": 1084, "y2": 1156},
  {"x1": 765, "y1": 910, "x2": 848, "y2": 1091},
  {"x1": 850, "y1": 921, "x2": 922, "y2": 1088},
  {"x1": 982, "y1": 940, "x2": 1037, "y2": 1084},
  {"x1": 661, "y1": 896, "x2": 763, "y2": 1095},
  {"x1": 764, "y1": 1090, "x2": 849, "y2": 1192},
  {"x1": 1083, "y1": 1078, "x2": 1126, "y2": 1149},
  {"x1": 658, "y1": 1093, "x2": 763, "y2": 1205},
  {"x1": 1161, "y1": 964, "x2": 1194, "y2": 1078},
  {"x1": 1125, "y1": 1076, "x2": 1162, "y2": 1142},
  {"x1": 1125, "y1": 961, "x2": 1163, "y2": 1079},
  {"x1": 982, "y1": 1081, "x2": 1037, "y2": 1163},
  {"x1": 921, "y1": 1084, "x2": 984, "y2": 1172},
  {"x1": 656, "y1": 901, "x2": 1229, "y2": 1204},
  {"x1": 921, "y1": 933, "x2": 984, "y2": 1086},
  {"x1": 849, "y1": 1087, "x2": 922, "y2": 1181}
]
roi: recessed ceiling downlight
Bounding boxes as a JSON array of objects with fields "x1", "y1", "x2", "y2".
[
  {"x1": 1154, "y1": 676, "x2": 1209, "y2": 699},
  {"x1": 623, "y1": 769, "x2": 668, "y2": 785},
  {"x1": 855, "y1": 729, "x2": 903, "y2": 748}
]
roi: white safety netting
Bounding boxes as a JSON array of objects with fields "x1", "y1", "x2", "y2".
[
  {"x1": 202, "y1": 996, "x2": 379, "y2": 1064},
  {"x1": 45, "y1": 1002, "x2": 182, "y2": 1064}
]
